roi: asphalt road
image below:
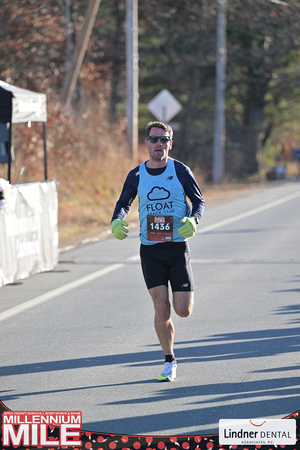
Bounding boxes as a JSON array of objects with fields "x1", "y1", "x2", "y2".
[{"x1": 1, "y1": 180, "x2": 300, "y2": 437}]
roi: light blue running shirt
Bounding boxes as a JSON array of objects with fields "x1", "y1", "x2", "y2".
[{"x1": 138, "y1": 157, "x2": 191, "y2": 245}]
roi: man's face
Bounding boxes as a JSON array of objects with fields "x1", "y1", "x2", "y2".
[{"x1": 145, "y1": 127, "x2": 173, "y2": 164}]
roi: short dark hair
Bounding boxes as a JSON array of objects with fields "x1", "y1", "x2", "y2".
[{"x1": 145, "y1": 121, "x2": 173, "y2": 140}]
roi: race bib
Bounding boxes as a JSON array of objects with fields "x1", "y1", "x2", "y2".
[{"x1": 147, "y1": 215, "x2": 173, "y2": 242}]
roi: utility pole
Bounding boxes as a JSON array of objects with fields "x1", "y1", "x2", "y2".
[
  {"x1": 212, "y1": 0, "x2": 227, "y2": 184},
  {"x1": 126, "y1": 0, "x2": 139, "y2": 160},
  {"x1": 60, "y1": 0, "x2": 102, "y2": 105}
]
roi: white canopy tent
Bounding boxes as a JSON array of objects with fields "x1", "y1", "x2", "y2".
[{"x1": 0, "y1": 80, "x2": 48, "y2": 182}]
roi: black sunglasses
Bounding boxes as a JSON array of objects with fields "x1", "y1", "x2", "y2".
[{"x1": 146, "y1": 135, "x2": 171, "y2": 144}]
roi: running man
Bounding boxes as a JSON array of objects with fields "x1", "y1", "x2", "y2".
[{"x1": 111, "y1": 121, "x2": 205, "y2": 381}]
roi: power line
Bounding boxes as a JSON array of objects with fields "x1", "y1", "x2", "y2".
[{"x1": 60, "y1": 0, "x2": 102, "y2": 106}]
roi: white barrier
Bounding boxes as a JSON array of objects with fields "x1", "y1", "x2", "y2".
[{"x1": 0, "y1": 180, "x2": 58, "y2": 287}]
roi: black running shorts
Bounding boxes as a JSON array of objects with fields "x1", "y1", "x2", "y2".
[{"x1": 140, "y1": 241, "x2": 194, "y2": 292}]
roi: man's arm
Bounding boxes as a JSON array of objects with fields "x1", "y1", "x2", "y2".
[
  {"x1": 175, "y1": 160, "x2": 205, "y2": 223},
  {"x1": 111, "y1": 166, "x2": 139, "y2": 222}
]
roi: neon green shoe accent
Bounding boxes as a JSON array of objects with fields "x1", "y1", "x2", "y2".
[
  {"x1": 157, "y1": 373, "x2": 175, "y2": 381},
  {"x1": 157, "y1": 361, "x2": 177, "y2": 381}
]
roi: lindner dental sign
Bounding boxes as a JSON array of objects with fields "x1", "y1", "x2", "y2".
[{"x1": 219, "y1": 418, "x2": 296, "y2": 446}]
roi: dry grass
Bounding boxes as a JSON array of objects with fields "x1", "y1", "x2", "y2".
[
  {"x1": 0, "y1": 100, "x2": 281, "y2": 250},
  {"x1": 57, "y1": 179, "x2": 266, "y2": 250},
  {"x1": 0, "y1": 101, "x2": 138, "y2": 248}
]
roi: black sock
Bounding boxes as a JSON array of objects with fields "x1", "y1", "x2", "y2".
[{"x1": 165, "y1": 354, "x2": 175, "y2": 363}]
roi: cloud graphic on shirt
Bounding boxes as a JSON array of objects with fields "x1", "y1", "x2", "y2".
[{"x1": 147, "y1": 186, "x2": 170, "y2": 201}]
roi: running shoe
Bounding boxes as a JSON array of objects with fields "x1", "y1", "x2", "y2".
[{"x1": 157, "y1": 361, "x2": 177, "y2": 381}]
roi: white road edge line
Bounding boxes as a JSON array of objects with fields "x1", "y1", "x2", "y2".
[
  {"x1": 1, "y1": 190, "x2": 299, "y2": 323},
  {"x1": 0, "y1": 263, "x2": 126, "y2": 323},
  {"x1": 198, "y1": 190, "x2": 300, "y2": 234}
]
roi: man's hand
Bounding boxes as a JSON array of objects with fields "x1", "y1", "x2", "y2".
[
  {"x1": 178, "y1": 217, "x2": 197, "y2": 238},
  {"x1": 111, "y1": 219, "x2": 129, "y2": 240}
]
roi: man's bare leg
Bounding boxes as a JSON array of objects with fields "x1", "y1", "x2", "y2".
[
  {"x1": 149, "y1": 286, "x2": 194, "y2": 355},
  {"x1": 149, "y1": 285, "x2": 174, "y2": 355}
]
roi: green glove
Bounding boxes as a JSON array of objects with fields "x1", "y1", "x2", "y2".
[
  {"x1": 111, "y1": 219, "x2": 129, "y2": 240},
  {"x1": 178, "y1": 217, "x2": 197, "y2": 238}
]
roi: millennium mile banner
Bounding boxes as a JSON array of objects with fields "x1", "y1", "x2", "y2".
[{"x1": 1, "y1": 401, "x2": 300, "y2": 450}]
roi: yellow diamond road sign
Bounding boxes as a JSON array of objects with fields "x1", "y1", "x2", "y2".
[{"x1": 148, "y1": 89, "x2": 182, "y2": 123}]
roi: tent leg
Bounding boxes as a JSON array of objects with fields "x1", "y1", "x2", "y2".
[
  {"x1": 7, "y1": 162, "x2": 11, "y2": 184},
  {"x1": 43, "y1": 122, "x2": 48, "y2": 181},
  {"x1": 8, "y1": 122, "x2": 12, "y2": 183}
]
